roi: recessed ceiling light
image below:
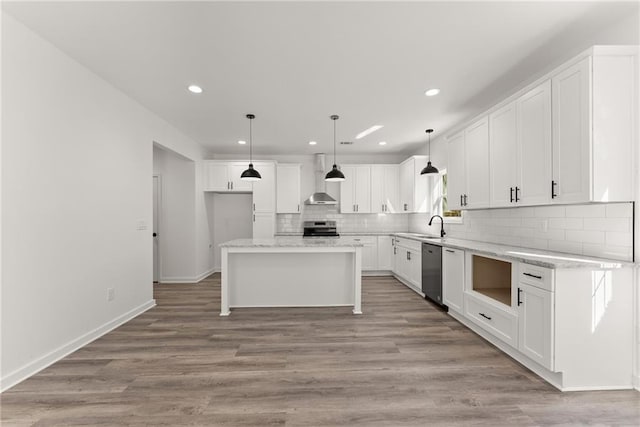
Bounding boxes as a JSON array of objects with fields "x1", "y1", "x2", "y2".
[
  {"x1": 424, "y1": 88, "x2": 440, "y2": 97},
  {"x1": 356, "y1": 125, "x2": 383, "y2": 139},
  {"x1": 309, "y1": 141, "x2": 317, "y2": 145},
  {"x1": 188, "y1": 85, "x2": 203, "y2": 94},
  {"x1": 379, "y1": 141, "x2": 387, "y2": 146},
  {"x1": 238, "y1": 140, "x2": 246, "y2": 145}
]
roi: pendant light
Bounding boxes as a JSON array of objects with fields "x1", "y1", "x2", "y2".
[
  {"x1": 420, "y1": 128, "x2": 439, "y2": 175},
  {"x1": 325, "y1": 115, "x2": 346, "y2": 182},
  {"x1": 240, "y1": 114, "x2": 261, "y2": 181}
]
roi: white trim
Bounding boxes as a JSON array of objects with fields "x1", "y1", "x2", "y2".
[
  {"x1": 159, "y1": 267, "x2": 216, "y2": 284},
  {"x1": 0, "y1": 299, "x2": 156, "y2": 392},
  {"x1": 362, "y1": 270, "x2": 393, "y2": 277},
  {"x1": 633, "y1": 374, "x2": 640, "y2": 391}
]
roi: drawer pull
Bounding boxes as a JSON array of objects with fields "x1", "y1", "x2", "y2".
[
  {"x1": 517, "y1": 287, "x2": 522, "y2": 306},
  {"x1": 523, "y1": 272, "x2": 542, "y2": 280},
  {"x1": 445, "y1": 249, "x2": 455, "y2": 253},
  {"x1": 479, "y1": 312, "x2": 492, "y2": 321}
]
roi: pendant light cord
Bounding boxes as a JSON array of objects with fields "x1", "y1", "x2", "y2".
[
  {"x1": 249, "y1": 117, "x2": 253, "y2": 164},
  {"x1": 333, "y1": 119, "x2": 337, "y2": 165}
]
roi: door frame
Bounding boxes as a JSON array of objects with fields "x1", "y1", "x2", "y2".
[{"x1": 153, "y1": 174, "x2": 162, "y2": 283}]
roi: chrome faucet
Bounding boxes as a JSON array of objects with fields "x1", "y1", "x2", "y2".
[{"x1": 428, "y1": 215, "x2": 446, "y2": 238}]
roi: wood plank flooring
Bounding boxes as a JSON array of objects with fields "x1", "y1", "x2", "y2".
[{"x1": 2, "y1": 274, "x2": 639, "y2": 426}]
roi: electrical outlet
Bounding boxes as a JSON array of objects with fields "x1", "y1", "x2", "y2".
[
  {"x1": 541, "y1": 219, "x2": 548, "y2": 232},
  {"x1": 107, "y1": 288, "x2": 115, "y2": 301}
]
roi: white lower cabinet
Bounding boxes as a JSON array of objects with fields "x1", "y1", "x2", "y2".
[
  {"x1": 392, "y1": 237, "x2": 422, "y2": 292},
  {"x1": 340, "y1": 236, "x2": 376, "y2": 271},
  {"x1": 377, "y1": 235, "x2": 394, "y2": 271},
  {"x1": 442, "y1": 248, "x2": 464, "y2": 313},
  {"x1": 252, "y1": 212, "x2": 275, "y2": 238},
  {"x1": 464, "y1": 292, "x2": 518, "y2": 348},
  {"x1": 517, "y1": 282, "x2": 553, "y2": 370}
]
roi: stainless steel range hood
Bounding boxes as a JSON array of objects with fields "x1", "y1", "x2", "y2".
[{"x1": 304, "y1": 154, "x2": 338, "y2": 205}]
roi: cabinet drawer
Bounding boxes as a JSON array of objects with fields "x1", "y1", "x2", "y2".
[
  {"x1": 394, "y1": 237, "x2": 421, "y2": 253},
  {"x1": 519, "y1": 263, "x2": 554, "y2": 292},
  {"x1": 465, "y1": 293, "x2": 518, "y2": 348},
  {"x1": 341, "y1": 236, "x2": 376, "y2": 245}
]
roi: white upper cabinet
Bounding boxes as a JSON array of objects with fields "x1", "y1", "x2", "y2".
[
  {"x1": 464, "y1": 117, "x2": 490, "y2": 209},
  {"x1": 203, "y1": 161, "x2": 253, "y2": 192},
  {"x1": 340, "y1": 165, "x2": 371, "y2": 213},
  {"x1": 517, "y1": 80, "x2": 552, "y2": 206},
  {"x1": 489, "y1": 101, "x2": 518, "y2": 207},
  {"x1": 399, "y1": 156, "x2": 428, "y2": 213},
  {"x1": 251, "y1": 161, "x2": 276, "y2": 212},
  {"x1": 447, "y1": 132, "x2": 466, "y2": 210},
  {"x1": 371, "y1": 165, "x2": 400, "y2": 213},
  {"x1": 552, "y1": 49, "x2": 635, "y2": 204},
  {"x1": 276, "y1": 164, "x2": 301, "y2": 214},
  {"x1": 489, "y1": 80, "x2": 552, "y2": 207}
]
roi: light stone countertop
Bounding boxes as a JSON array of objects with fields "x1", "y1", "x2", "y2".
[
  {"x1": 275, "y1": 232, "x2": 396, "y2": 237},
  {"x1": 393, "y1": 233, "x2": 633, "y2": 269},
  {"x1": 220, "y1": 237, "x2": 364, "y2": 248}
]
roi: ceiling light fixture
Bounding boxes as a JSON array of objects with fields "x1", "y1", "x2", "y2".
[
  {"x1": 188, "y1": 85, "x2": 203, "y2": 94},
  {"x1": 240, "y1": 114, "x2": 261, "y2": 181},
  {"x1": 424, "y1": 88, "x2": 440, "y2": 97},
  {"x1": 238, "y1": 140, "x2": 246, "y2": 145},
  {"x1": 325, "y1": 115, "x2": 345, "y2": 182},
  {"x1": 355, "y1": 125, "x2": 383, "y2": 139},
  {"x1": 309, "y1": 141, "x2": 317, "y2": 145},
  {"x1": 420, "y1": 129, "x2": 439, "y2": 175},
  {"x1": 379, "y1": 141, "x2": 387, "y2": 146}
]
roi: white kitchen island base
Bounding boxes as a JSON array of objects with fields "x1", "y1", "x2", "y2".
[{"x1": 220, "y1": 239, "x2": 362, "y2": 316}]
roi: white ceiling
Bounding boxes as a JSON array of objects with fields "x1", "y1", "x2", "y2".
[{"x1": 3, "y1": 1, "x2": 639, "y2": 156}]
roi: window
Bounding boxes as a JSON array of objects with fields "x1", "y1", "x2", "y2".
[{"x1": 430, "y1": 170, "x2": 462, "y2": 223}]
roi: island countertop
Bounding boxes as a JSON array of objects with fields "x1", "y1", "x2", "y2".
[{"x1": 220, "y1": 237, "x2": 364, "y2": 248}]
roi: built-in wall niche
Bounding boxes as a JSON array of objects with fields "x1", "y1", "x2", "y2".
[{"x1": 472, "y1": 255, "x2": 512, "y2": 306}]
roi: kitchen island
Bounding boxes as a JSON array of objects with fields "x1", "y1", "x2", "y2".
[{"x1": 219, "y1": 237, "x2": 363, "y2": 316}]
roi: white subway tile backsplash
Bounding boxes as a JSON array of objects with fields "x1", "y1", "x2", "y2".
[
  {"x1": 583, "y1": 217, "x2": 630, "y2": 232},
  {"x1": 548, "y1": 217, "x2": 584, "y2": 230},
  {"x1": 548, "y1": 240, "x2": 583, "y2": 254},
  {"x1": 606, "y1": 231, "x2": 633, "y2": 247},
  {"x1": 566, "y1": 204, "x2": 606, "y2": 218},
  {"x1": 565, "y1": 229, "x2": 605, "y2": 244},
  {"x1": 534, "y1": 206, "x2": 566, "y2": 218},
  {"x1": 605, "y1": 203, "x2": 632, "y2": 218},
  {"x1": 583, "y1": 244, "x2": 632, "y2": 260}
]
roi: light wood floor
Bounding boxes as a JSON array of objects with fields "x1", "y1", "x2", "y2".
[{"x1": 2, "y1": 274, "x2": 639, "y2": 426}]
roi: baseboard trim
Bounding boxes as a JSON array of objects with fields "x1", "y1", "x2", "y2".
[
  {"x1": 633, "y1": 374, "x2": 640, "y2": 391},
  {"x1": 160, "y1": 267, "x2": 217, "y2": 284},
  {"x1": 0, "y1": 299, "x2": 156, "y2": 393},
  {"x1": 362, "y1": 270, "x2": 393, "y2": 277}
]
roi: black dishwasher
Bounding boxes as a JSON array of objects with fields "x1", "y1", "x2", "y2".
[{"x1": 422, "y1": 243, "x2": 444, "y2": 307}]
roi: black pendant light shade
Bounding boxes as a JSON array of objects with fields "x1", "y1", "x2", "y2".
[
  {"x1": 241, "y1": 114, "x2": 261, "y2": 181},
  {"x1": 325, "y1": 115, "x2": 346, "y2": 182},
  {"x1": 421, "y1": 129, "x2": 439, "y2": 175}
]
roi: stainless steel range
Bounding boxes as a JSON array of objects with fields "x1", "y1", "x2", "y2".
[{"x1": 303, "y1": 221, "x2": 339, "y2": 237}]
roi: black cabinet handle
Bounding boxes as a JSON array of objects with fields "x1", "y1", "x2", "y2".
[
  {"x1": 515, "y1": 187, "x2": 520, "y2": 202},
  {"x1": 407, "y1": 252, "x2": 411, "y2": 261},
  {"x1": 479, "y1": 313, "x2": 492, "y2": 320},
  {"x1": 460, "y1": 195, "x2": 463, "y2": 206},
  {"x1": 445, "y1": 249, "x2": 455, "y2": 253},
  {"x1": 510, "y1": 187, "x2": 514, "y2": 203},
  {"x1": 394, "y1": 247, "x2": 397, "y2": 255},
  {"x1": 464, "y1": 194, "x2": 468, "y2": 206},
  {"x1": 517, "y1": 288, "x2": 523, "y2": 306},
  {"x1": 551, "y1": 180, "x2": 557, "y2": 199},
  {"x1": 523, "y1": 272, "x2": 542, "y2": 280}
]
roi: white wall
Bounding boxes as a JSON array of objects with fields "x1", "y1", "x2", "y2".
[
  {"x1": 153, "y1": 146, "x2": 197, "y2": 281},
  {"x1": 211, "y1": 193, "x2": 253, "y2": 270},
  {"x1": 0, "y1": 13, "x2": 207, "y2": 391}
]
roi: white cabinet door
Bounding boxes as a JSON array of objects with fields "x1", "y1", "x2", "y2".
[
  {"x1": 517, "y1": 80, "x2": 552, "y2": 206},
  {"x1": 447, "y1": 132, "x2": 465, "y2": 210},
  {"x1": 443, "y1": 247, "x2": 464, "y2": 313},
  {"x1": 340, "y1": 165, "x2": 371, "y2": 213},
  {"x1": 354, "y1": 166, "x2": 371, "y2": 213},
  {"x1": 371, "y1": 165, "x2": 400, "y2": 213},
  {"x1": 552, "y1": 57, "x2": 591, "y2": 204},
  {"x1": 377, "y1": 236, "x2": 393, "y2": 270},
  {"x1": 276, "y1": 164, "x2": 301, "y2": 214},
  {"x1": 251, "y1": 162, "x2": 275, "y2": 212},
  {"x1": 203, "y1": 162, "x2": 230, "y2": 191},
  {"x1": 229, "y1": 163, "x2": 254, "y2": 192},
  {"x1": 408, "y1": 249, "x2": 422, "y2": 289},
  {"x1": 517, "y1": 282, "x2": 553, "y2": 370},
  {"x1": 252, "y1": 212, "x2": 275, "y2": 238},
  {"x1": 464, "y1": 116, "x2": 490, "y2": 209},
  {"x1": 489, "y1": 101, "x2": 518, "y2": 207},
  {"x1": 399, "y1": 159, "x2": 414, "y2": 212}
]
